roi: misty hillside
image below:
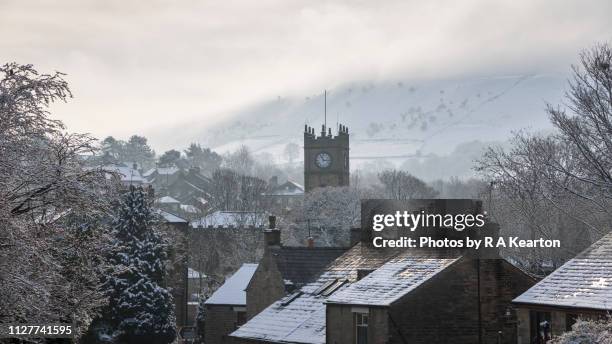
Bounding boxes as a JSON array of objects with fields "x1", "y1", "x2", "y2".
[{"x1": 152, "y1": 74, "x2": 566, "y2": 180}]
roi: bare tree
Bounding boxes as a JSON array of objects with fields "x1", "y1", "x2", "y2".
[
  {"x1": 378, "y1": 169, "x2": 439, "y2": 200},
  {"x1": 0, "y1": 63, "x2": 117, "y2": 337},
  {"x1": 476, "y1": 43, "x2": 612, "y2": 270},
  {"x1": 223, "y1": 145, "x2": 254, "y2": 175},
  {"x1": 477, "y1": 44, "x2": 612, "y2": 231},
  {"x1": 282, "y1": 186, "x2": 380, "y2": 247},
  {"x1": 209, "y1": 168, "x2": 269, "y2": 215}
]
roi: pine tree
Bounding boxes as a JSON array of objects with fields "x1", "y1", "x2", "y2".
[{"x1": 105, "y1": 186, "x2": 177, "y2": 343}]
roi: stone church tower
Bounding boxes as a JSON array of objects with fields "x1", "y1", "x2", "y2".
[{"x1": 303, "y1": 123, "x2": 350, "y2": 192}]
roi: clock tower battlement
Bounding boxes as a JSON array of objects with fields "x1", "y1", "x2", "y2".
[{"x1": 303, "y1": 123, "x2": 350, "y2": 192}]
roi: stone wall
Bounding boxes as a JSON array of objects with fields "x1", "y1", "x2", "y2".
[
  {"x1": 326, "y1": 306, "x2": 388, "y2": 344},
  {"x1": 205, "y1": 305, "x2": 242, "y2": 344},
  {"x1": 386, "y1": 258, "x2": 534, "y2": 344},
  {"x1": 245, "y1": 252, "x2": 285, "y2": 320}
]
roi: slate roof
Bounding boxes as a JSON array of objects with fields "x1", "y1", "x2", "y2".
[
  {"x1": 157, "y1": 166, "x2": 180, "y2": 176},
  {"x1": 326, "y1": 255, "x2": 460, "y2": 306},
  {"x1": 103, "y1": 164, "x2": 146, "y2": 184},
  {"x1": 142, "y1": 166, "x2": 181, "y2": 183},
  {"x1": 206, "y1": 263, "x2": 259, "y2": 306},
  {"x1": 142, "y1": 168, "x2": 156, "y2": 178},
  {"x1": 269, "y1": 247, "x2": 347, "y2": 288},
  {"x1": 157, "y1": 195, "x2": 180, "y2": 204},
  {"x1": 265, "y1": 181, "x2": 305, "y2": 197},
  {"x1": 231, "y1": 243, "x2": 412, "y2": 343},
  {"x1": 181, "y1": 170, "x2": 211, "y2": 190},
  {"x1": 155, "y1": 209, "x2": 188, "y2": 224},
  {"x1": 180, "y1": 204, "x2": 199, "y2": 213},
  {"x1": 188, "y1": 267, "x2": 206, "y2": 279},
  {"x1": 191, "y1": 211, "x2": 266, "y2": 228},
  {"x1": 513, "y1": 232, "x2": 612, "y2": 311}
]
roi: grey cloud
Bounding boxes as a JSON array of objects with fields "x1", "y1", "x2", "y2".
[{"x1": 1, "y1": 0, "x2": 610, "y2": 147}]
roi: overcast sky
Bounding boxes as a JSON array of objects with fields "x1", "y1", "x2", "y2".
[{"x1": 1, "y1": 0, "x2": 610, "y2": 142}]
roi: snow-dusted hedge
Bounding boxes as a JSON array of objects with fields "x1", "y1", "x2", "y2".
[{"x1": 551, "y1": 317, "x2": 612, "y2": 344}]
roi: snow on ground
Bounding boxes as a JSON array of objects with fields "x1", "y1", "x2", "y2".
[{"x1": 179, "y1": 75, "x2": 567, "y2": 179}]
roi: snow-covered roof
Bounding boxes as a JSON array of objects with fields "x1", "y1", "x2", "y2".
[
  {"x1": 157, "y1": 166, "x2": 180, "y2": 175},
  {"x1": 191, "y1": 211, "x2": 265, "y2": 228},
  {"x1": 231, "y1": 243, "x2": 410, "y2": 343},
  {"x1": 103, "y1": 164, "x2": 145, "y2": 184},
  {"x1": 326, "y1": 256, "x2": 460, "y2": 306},
  {"x1": 188, "y1": 267, "x2": 205, "y2": 279},
  {"x1": 155, "y1": 209, "x2": 188, "y2": 224},
  {"x1": 266, "y1": 247, "x2": 347, "y2": 289},
  {"x1": 157, "y1": 196, "x2": 180, "y2": 204},
  {"x1": 265, "y1": 180, "x2": 305, "y2": 197},
  {"x1": 142, "y1": 168, "x2": 156, "y2": 178},
  {"x1": 513, "y1": 232, "x2": 612, "y2": 311},
  {"x1": 206, "y1": 263, "x2": 258, "y2": 306},
  {"x1": 180, "y1": 204, "x2": 200, "y2": 213}
]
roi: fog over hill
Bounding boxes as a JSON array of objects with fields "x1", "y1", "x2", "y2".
[{"x1": 148, "y1": 74, "x2": 566, "y2": 180}]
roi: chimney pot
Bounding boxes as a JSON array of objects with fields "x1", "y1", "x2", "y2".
[
  {"x1": 268, "y1": 215, "x2": 276, "y2": 229},
  {"x1": 307, "y1": 237, "x2": 314, "y2": 248}
]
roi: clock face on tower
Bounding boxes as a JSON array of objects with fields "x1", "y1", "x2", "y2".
[{"x1": 315, "y1": 152, "x2": 332, "y2": 168}]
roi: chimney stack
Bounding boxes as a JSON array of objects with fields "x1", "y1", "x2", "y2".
[
  {"x1": 350, "y1": 227, "x2": 361, "y2": 247},
  {"x1": 264, "y1": 216, "x2": 280, "y2": 248},
  {"x1": 269, "y1": 215, "x2": 276, "y2": 229}
]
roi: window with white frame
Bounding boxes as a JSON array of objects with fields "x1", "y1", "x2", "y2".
[{"x1": 354, "y1": 312, "x2": 368, "y2": 344}]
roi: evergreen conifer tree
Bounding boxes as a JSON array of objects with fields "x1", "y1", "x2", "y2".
[{"x1": 105, "y1": 186, "x2": 176, "y2": 343}]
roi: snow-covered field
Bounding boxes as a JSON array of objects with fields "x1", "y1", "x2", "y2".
[{"x1": 152, "y1": 74, "x2": 566, "y2": 177}]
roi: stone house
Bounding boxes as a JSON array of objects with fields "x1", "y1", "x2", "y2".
[
  {"x1": 263, "y1": 178, "x2": 304, "y2": 212},
  {"x1": 513, "y1": 231, "x2": 612, "y2": 343},
  {"x1": 103, "y1": 163, "x2": 148, "y2": 186},
  {"x1": 325, "y1": 254, "x2": 535, "y2": 344},
  {"x1": 167, "y1": 167, "x2": 212, "y2": 210},
  {"x1": 156, "y1": 209, "x2": 190, "y2": 329},
  {"x1": 246, "y1": 221, "x2": 346, "y2": 319},
  {"x1": 204, "y1": 263, "x2": 259, "y2": 344},
  {"x1": 144, "y1": 166, "x2": 212, "y2": 215},
  {"x1": 231, "y1": 200, "x2": 537, "y2": 344}
]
